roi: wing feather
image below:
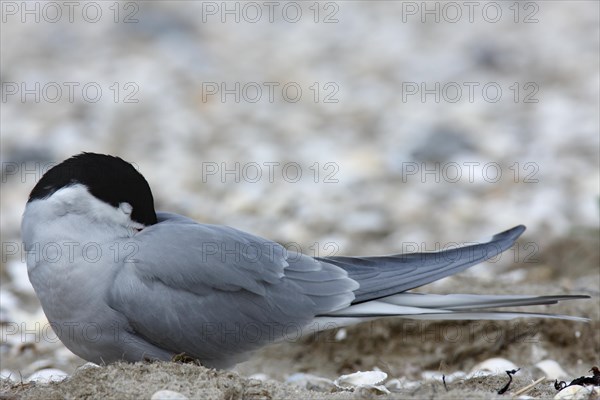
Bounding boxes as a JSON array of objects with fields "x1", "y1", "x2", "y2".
[
  {"x1": 106, "y1": 212, "x2": 357, "y2": 368},
  {"x1": 318, "y1": 225, "x2": 526, "y2": 302}
]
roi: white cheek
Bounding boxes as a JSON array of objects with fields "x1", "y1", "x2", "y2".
[
  {"x1": 119, "y1": 202, "x2": 145, "y2": 231},
  {"x1": 119, "y1": 202, "x2": 133, "y2": 215}
]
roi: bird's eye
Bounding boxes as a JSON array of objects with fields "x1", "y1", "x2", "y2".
[
  {"x1": 129, "y1": 221, "x2": 145, "y2": 234},
  {"x1": 127, "y1": 226, "x2": 143, "y2": 237}
]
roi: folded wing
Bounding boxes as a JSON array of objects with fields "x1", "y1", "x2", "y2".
[{"x1": 106, "y1": 212, "x2": 358, "y2": 368}]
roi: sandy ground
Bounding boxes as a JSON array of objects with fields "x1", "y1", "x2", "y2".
[{"x1": 3, "y1": 362, "x2": 596, "y2": 400}]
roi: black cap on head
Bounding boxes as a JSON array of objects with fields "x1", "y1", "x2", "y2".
[{"x1": 29, "y1": 153, "x2": 158, "y2": 226}]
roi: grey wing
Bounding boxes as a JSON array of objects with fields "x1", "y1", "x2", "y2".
[{"x1": 106, "y1": 212, "x2": 358, "y2": 368}]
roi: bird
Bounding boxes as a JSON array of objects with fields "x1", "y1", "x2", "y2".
[{"x1": 22, "y1": 152, "x2": 589, "y2": 369}]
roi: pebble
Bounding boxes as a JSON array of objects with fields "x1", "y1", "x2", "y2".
[
  {"x1": 247, "y1": 373, "x2": 269, "y2": 381},
  {"x1": 74, "y1": 362, "x2": 102, "y2": 374},
  {"x1": 554, "y1": 385, "x2": 600, "y2": 400},
  {"x1": 22, "y1": 359, "x2": 55, "y2": 376},
  {"x1": 355, "y1": 385, "x2": 391, "y2": 396},
  {"x1": 535, "y1": 360, "x2": 569, "y2": 380},
  {"x1": 151, "y1": 390, "x2": 189, "y2": 400},
  {"x1": 469, "y1": 358, "x2": 518, "y2": 377},
  {"x1": 0, "y1": 370, "x2": 17, "y2": 382},
  {"x1": 334, "y1": 370, "x2": 389, "y2": 394},
  {"x1": 26, "y1": 368, "x2": 69, "y2": 383},
  {"x1": 6, "y1": 260, "x2": 36, "y2": 295},
  {"x1": 385, "y1": 377, "x2": 421, "y2": 392},
  {"x1": 334, "y1": 328, "x2": 347, "y2": 341},
  {"x1": 0, "y1": 290, "x2": 19, "y2": 324}
]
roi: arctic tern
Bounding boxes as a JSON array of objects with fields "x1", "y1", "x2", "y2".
[{"x1": 22, "y1": 153, "x2": 589, "y2": 368}]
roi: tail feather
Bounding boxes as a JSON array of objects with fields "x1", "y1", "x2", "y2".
[
  {"x1": 312, "y1": 293, "x2": 590, "y2": 329},
  {"x1": 378, "y1": 293, "x2": 591, "y2": 310},
  {"x1": 311, "y1": 310, "x2": 588, "y2": 332},
  {"x1": 309, "y1": 225, "x2": 590, "y2": 329},
  {"x1": 318, "y1": 225, "x2": 527, "y2": 303}
]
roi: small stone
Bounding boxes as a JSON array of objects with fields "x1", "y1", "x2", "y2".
[
  {"x1": 535, "y1": 360, "x2": 569, "y2": 380},
  {"x1": 73, "y1": 362, "x2": 101, "y2": 375},
  {"x1": 469, "y1": 358, "x2": 518, "y2": 377},
  {"x1": 554, "y1": 385, "x2": 599, "y2": 400},
  {"x1": 334, "y1": 370, "x2": 387, "y2": 388},
  {"x1": 0, "y1": 369, "x2": 17, "y2": 382},
  {"x1": 355, "y1": 384, "x2": 391, "y2": 396},
  {"x1": 26, "y1": 368, "x2": 68, "y2": 383},
  {"x1": 22, "y1": 359, "x2": 55, "y2": 376},
  {"x1": 151, "y1": 390, "x2": 189, "y2": 400},
  {"x1": 334, "y1": 370, "x2": 389, "y2": 393},
  {"x1": 334, "y1": 328, "x2": 347, "y2": 341},
  {"x1": 248, "y1": 373, "x2": 269, "y2": 381},
  {"x1": 385, "y1": 377, "x2": 421, "y2": 392}
]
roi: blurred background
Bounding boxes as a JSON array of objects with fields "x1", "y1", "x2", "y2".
[{"x1": 1, "y1": 0, "x2": 599, "y2": 381}]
